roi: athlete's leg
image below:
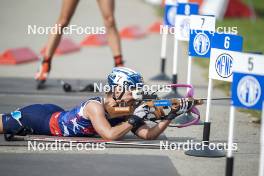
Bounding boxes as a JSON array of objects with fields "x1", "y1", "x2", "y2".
[
  {"x1": 44, "y1": 0, "x2": 79, "y2": 59},
  {"x1": 36, "y1": 0, "x2": 79, "y2": 86},
  {"x1": 2, "y1": 104, "x2": 64, "y2": 136},
  {"x1": 0, "y1": 114, "x2": 3, "y2": 133},
  {"x1": 97, "y1": 0, "x2": 123, "y2": 66}
]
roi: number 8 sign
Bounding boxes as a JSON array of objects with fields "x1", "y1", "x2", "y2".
[{"x1": 174, "y1": 3, "x2": 199, "y2": 41}]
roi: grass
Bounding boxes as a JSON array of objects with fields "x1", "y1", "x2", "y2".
[{"x1": 243, "y1": 0, "x2": 264, "y2": 18}]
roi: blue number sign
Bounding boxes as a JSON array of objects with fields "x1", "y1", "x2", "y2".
[
  {"x1": 211, "y1": 33, "x2": 243, "y2": 51},
  {"x1": 174, "y1": 3, "x2": 199, "y2": 41},
  {"x1": 232, "y1": 53, "x2": 264, "y2": 110},
  {"x1": 189, "y1": 15, "x2": 216, "y2": 58}
]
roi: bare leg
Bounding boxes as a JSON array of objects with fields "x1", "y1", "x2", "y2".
[
  {"x1": 97, "y1": 0, "x2": 123, "y2": 66},
  {"x1": 44, "y1": 0, "x2": 79, "y2": 59},
  {"x1": 35, "y1": 0, "x2": 79, "y2": 84},
  {"x1": 0, "y1": 114, "x2": 3, "y2": 133}
]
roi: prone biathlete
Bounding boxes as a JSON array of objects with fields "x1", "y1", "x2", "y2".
[
  {"x1": 1, "y1": 67, "x2": 192, "y2": 140},
  {"x1": 35, "y1": 0, "x2": 124, "y2": 89}
]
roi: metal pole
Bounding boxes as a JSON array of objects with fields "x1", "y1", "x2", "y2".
[
  {"x1": 187, "y1": 55, "x2": 192, "y2": 85},
  {"x1": 226, "y1": 106, "x2": 236, "y2": 176},
  {"x1": 205, "y1": 78, "x2": 213, "y2": 122},
  {"x1": 151, "y1": 25, "x2": 171, "y2": 81},
  {"x1": 172, "y1": 34, "x2": 179, "y2": 87},
  {"x1": 161, "y1": 26, "x2": 168, "y2": 74},
  {"x1": 259, "y1": 102, "x2": 264, "y2": 176}
]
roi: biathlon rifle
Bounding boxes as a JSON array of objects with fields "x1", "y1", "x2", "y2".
[{"x1": 106, "y1": 84, "x2": 230, "y2": 128}]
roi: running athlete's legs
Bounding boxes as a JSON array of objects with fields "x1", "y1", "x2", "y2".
[
  {"x1": 97, "y1": 0, "x2": 123, "y2": 66},
  {"x1": 36, "y1": 0, "x2": 79, "y2": 85},
  {"x1": 44, "y1": 0, "x2": 79, "y2": 59}
]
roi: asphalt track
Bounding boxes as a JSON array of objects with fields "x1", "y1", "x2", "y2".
[
  {"x1": 0, "y1": 77, "x2": 259, "y2": 176},
  {"x1": 0, "y1": 78, "x2": 101, "y2": 112},
  {"x1": 0, "y1": 154, "x2": 179, "y2": 176}
]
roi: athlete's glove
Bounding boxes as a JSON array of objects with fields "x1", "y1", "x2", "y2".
[
  {"x1": 166, "y1": 98, "x2": 194, "y2": 120},
  {"x1": 128, "y1": 104, "x2": 152, "y2": 133},
  {"x1": 133, "y1": 104, "x2": 153, "y2": 119},
  {"x1": 165, "y1": 112, "x2": 178, "y2": 120},
  {"x1": 175, "y1": 98, "x2": 194, "y2": 114}
]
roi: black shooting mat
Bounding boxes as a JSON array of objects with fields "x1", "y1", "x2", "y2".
[
  {"x1": 0, "y1": 153, "x2": 180, "y2": 176},
  {"x1": 0, "y1": 133, "x2": 169, "y2": 148}
]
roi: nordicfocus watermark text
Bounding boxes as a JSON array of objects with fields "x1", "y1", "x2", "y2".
[
  {"x1": 160, "y1": 140, "x2": 238, "y2": 151},
  {"x1": 93, "y1": 83, "x2": 171, "y2": 93},
  {"x1": 28, "y1": 140, "x2": 106, "y2": 151},
  {"x1": 160, "y1": 25, "x2": 238, "y2": 35},
  {"x1": 27, "y1": 24, "x2": 106, "y2": 35}
]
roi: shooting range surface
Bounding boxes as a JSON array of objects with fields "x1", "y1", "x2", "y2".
[{"x1": 0, "y1": 154, "x2": 179, "y2": 176}]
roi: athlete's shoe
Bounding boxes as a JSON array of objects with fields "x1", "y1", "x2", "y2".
[{"x1": 35, "y1": 59, "x2": 51, "y2": 89}]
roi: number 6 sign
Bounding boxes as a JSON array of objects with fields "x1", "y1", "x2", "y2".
[
  {"x1": 224, "y1": 36, "x2": 230, "y2": 48},
  {"x1": 209, "y1": 33, "x2": 243, "y2": 82}
]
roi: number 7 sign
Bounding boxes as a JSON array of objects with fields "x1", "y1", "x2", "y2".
[
  {"x1": 189, "y1": 15, "x2": 216, "y2": 58},
  {"x1": 190, "y1": 15, "x2": 215, "y2": 32}
]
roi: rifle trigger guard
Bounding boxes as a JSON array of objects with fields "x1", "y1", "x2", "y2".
[{"x1": 168, "y1": 84, "x2": 201, "y2": 128}]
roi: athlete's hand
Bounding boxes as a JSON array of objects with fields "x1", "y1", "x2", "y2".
[
  {"x1": 165, "y1": 98, "x2": 194, "y2": 120},
  {"x1": 176, "y1": 98, "x2": 194, "y2": 115},
  {"x1": 133, "y1": 104, "x2": 153, "y2": 119}
]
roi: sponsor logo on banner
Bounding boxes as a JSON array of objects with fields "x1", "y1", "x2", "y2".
[
  {"x1": 215, "y1": 53, "x2": 233, "y2": 78},
  {"x1": 237, "y1": 75, "x2": 261, "y2": 107},
  {"x1": 193, "y1": 33, "x2": 210, "y2": 56},
  {"x1": 180, "y1": 18, "x2": 190, "y2": 39},
  {"x1": 209, "y1": 49, "x2": 234, "y2": 82}
]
